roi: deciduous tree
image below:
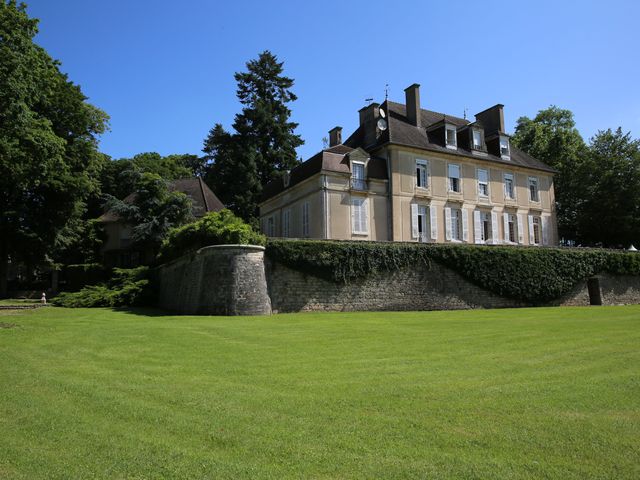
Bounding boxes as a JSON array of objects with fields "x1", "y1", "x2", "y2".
[{"x1": 0, "y1": 1, "x2": 108, "y2": 296}]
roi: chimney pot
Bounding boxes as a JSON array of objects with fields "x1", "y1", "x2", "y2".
[{"x1": 404, "y1": 83, "x2": 421, "y2": 127}]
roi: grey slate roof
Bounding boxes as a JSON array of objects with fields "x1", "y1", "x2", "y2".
[
  {"x1": 345, "y1": 101, "x2": 556, "y2": 174},
  {"x1": 260, "y1": 146, "x2": 388, "y2": 201}
]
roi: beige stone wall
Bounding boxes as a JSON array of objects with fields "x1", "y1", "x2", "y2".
[
  {"x1": 260, "y1": 172, "x2": 389, "y2": 241},
  {"x1": 385, "y1": 146, "x2": 557, "y2": 246},
  {"x1": 259, "y1": 145, "x2": 558, "y2": 246}
]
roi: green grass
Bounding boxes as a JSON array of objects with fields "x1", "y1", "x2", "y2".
[
  {"x1": 1, "y1": 306, "x2": 639, "y2": 479},
  {"x1": 0, "y1": 298, "x2": 39, "y2": 305}
]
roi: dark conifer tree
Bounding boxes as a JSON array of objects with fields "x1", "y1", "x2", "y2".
[{"x1": 203, "y1": 51, "x2": 303, "y2": 221}]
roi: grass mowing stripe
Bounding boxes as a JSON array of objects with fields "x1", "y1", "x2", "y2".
[{"x1": 0, "y1": 306, "x2": 639, "y2": 478}]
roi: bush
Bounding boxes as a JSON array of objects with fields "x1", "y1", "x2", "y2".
[
  {"x1": 266, "y1": 240, "x2": 640, "y2": 303},
  {"x1": 53, "y1": 267, "x2": 152, "y2": 308},
  {"x1": 157, "y1": 209, "x2": 266, "y2": 264}
]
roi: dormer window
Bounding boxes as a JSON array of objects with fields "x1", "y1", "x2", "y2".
[
  {"x1": 351, "y1": 161, "x2": 366, "y2": 190},
  {"x1": 472, "y1": 130, "x2": 483, "y2": 150},
  {"x1": 500, "y1": 135, "x2": 510, "y2": 158},
  {"x1": 445, "y1": 125, "x2": 457, "y2": 149}
]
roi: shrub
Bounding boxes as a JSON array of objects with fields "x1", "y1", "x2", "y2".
[
  {"x1": 53, "y1": 267, "x2": 152, "y2": 308},
  {"x1": 157, "y1": 209, "x2": 266, "y2": 264},
  {"x1": 266, "y1": 240, "x2": 640, "y2": 303}
]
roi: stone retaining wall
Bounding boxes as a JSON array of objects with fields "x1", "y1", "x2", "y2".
[
  {"x1": 156, "y1": 245, "x2": 271, "y2": 315},
  {"x1": 155, "y1": 245, "x2": 640, "y2": 315}
]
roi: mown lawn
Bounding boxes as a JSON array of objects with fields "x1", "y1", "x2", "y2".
[{"x1": 0, "y1": 306, "x2": 639, "y2": 479}]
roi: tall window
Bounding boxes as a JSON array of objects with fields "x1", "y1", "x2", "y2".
[
  {"x1": 451, "y1": 208, "x2": 462, "y2": 241},
  {"x1": 473, "y1": 129, "x2": 483, "y2": 150},
  {"x1": 507, "y1": 214, "x2": 516, "y2": 243},
  {"x1": 478, "y1": 168, "x2": 489, "y2": 197},
  {"x1": 282, "y1": 209, "x2": 290, "y2": 238},
  {"x1": 500, "y1": 136, "x2": 510, "y2": 157},
  {"x1": 351, "y1": 197, "x2": 368, "y2": 234},
  {"x1": 481, "y1": 211, "x2": 491, "y2": 242},
  {"x1": 351, "y1": 162, "x2": 366, "y2": 190},
  {"x1": 532, "y1": 216, "x2": 541, "y2": 245},
  {"x1": 504, "y1": 173, "x2": 515, "y2": 199},
  {"x1": 417, "y1": 205, "x2": 429, "y2": 242},
  {"x1": 416, "y1": 159, "x2": 428, "y2": 189},
  {"x1": 266, "y1": 216, "x2": 275, "y2": 237},
  {"x1": 446, "y1": 126, "x2": 457, "y2": 149},
  {"x1": 302, "y1": 202, "x2": 310, "y2": 238},
  {"x1": 528, "y1": 177, "x2": 539, "y2": 202},
  {"x1": 448, "y1": 164, "x2": 461, "y2": 193}
]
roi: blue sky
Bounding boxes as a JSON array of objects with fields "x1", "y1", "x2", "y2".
[{"x1": 26, "y1": 0, "x2": 640, "y2": 161}]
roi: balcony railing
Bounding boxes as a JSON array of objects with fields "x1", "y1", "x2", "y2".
[{"x1": 350, "y1": 178, "x2": 367, "y2": 191}]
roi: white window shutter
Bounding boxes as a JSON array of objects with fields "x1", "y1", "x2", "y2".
[
  {"x1": 473, "y1": 210, "x2": 482, "y2": 244},
  {"x1": 491, "y1": 212, "x2": 499, "y2": 244},
  {"x1": 363, "y1": 198, "x2": 369, "y2": 233},
  {"x1": 517, "y1": 215, "x2": 524, "y2": 244},
  {"x1": 430, "y1": 206, "x2": 438, "y2": 240},
  {"x1": 351, "y1": 199, "x2": 358, "y2": 233},
  {"x1": 411, "y1": 203, "x2": 418, "y2": 239},
  {"x1": 528, "y1": 215, "x2": 535, "y2": 244},
  {"x1": 542, "y1": 216, "x2": 550, "y2": 245},
  {"x1": 444, "y1": 207, "x2": 452, "y2": 241},
  {"x1": 462, "y1": 209, "x2": 469, "y2": 242},
  {"x1": 503, "y1": 213, "x2": 509, "y2": 242}
]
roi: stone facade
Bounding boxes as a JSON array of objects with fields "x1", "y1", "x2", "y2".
[
  {"x1": 156, "y1": 245, "x2": 271, "y2": 315},
  {"x1": 156, "y1": 246, "x2": 640, "y2": 315}
]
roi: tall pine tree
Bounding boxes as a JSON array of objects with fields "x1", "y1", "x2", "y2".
[{"x1": 204, "y1": 51, "x2": 303, "y2": 221}]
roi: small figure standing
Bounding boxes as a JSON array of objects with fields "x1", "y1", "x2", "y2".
[{"x1": 40, "y1": 292, "x2": 47, "y2": 305}]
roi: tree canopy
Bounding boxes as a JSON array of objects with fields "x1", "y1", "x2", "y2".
[
  {"x1": 0, "y1": 0, "x2": 109, "y2": 295},
  {"x1": 512, "y1": 106, "x2": 588, "y2": 240},
  {"x1": 103, "y1": 172, "x2": 193, "y2": 255},
  {"x1": 513, "y1": 106, "x2": 640, "y2": 247},
  {"x1": 204, "y1": 50, "x2": 303, "y2": 221}
]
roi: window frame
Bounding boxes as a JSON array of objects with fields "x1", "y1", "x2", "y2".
[
  {"x1": 415, "y1": 159, "x2": 429, "y2": 189},
  {"x1": 450, "y1": 208, "x2": 462, "y2": 241},
  {"x1": 351, "y1": 161, "x2": 366, "y2": 191},
  {"x1": 448, "y1": 163, "x2": 462, "y2": 193},
  {"x1": 477, "y1": 168, "x2": 489, "y2": 197},
  {"x1": 445, "y1": 125, "x2": 458, "y2": 149},
  {"x1": 503, "y1": 172, "x2": 515, "y2": 200},
  {"x1": 528, "y1": 176, "x2": 540, "y2": 202},
  {"x1": 472, "y1": 129, "x2": 483, "y2": 150},
  {"x1": 351, "y1": 196, "x2": 368, "y2": 235},
  {"x1": 499, "y1": 135, "x2": 510, "y2": 158},
  {"x1": 532, "y1": 216, "x2": 541, "y2": 245}
]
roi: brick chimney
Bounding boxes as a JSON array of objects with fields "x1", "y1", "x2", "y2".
[
  {"x1": 474, "y1": 104, "x2": 505, "y2": 134},
  {"x1": 404, "y1": 83, "x2": 421, "y2": 127},
  {"x1": 328, "y1": 126, "x2": 342, "y2": 147}
]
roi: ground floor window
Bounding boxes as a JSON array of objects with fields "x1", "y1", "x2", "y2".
[
  {"x1": 529, "y1": 215, "x2": 542, "y2": 245},
  {"x1": 351, "y1": 196, "x2": 368, "y2": 234},
  {"x1": 417, "y1": 205, "x2": 429, "y2": 242}
]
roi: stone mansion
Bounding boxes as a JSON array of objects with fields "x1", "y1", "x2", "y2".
[{"x1": 259, "y1": 83, "x2": 557, "y2": 246}]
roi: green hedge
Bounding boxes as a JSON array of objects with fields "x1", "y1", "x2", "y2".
[
  {"x1": 157, "y1": 209, "x2": 266, "y2": 264},
  {"x1": 53, "y1": 267, "x2": 152, "y2": 308},
  {"x1": 266, "y1": 240, "x2": 640, "y2": 302}
]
